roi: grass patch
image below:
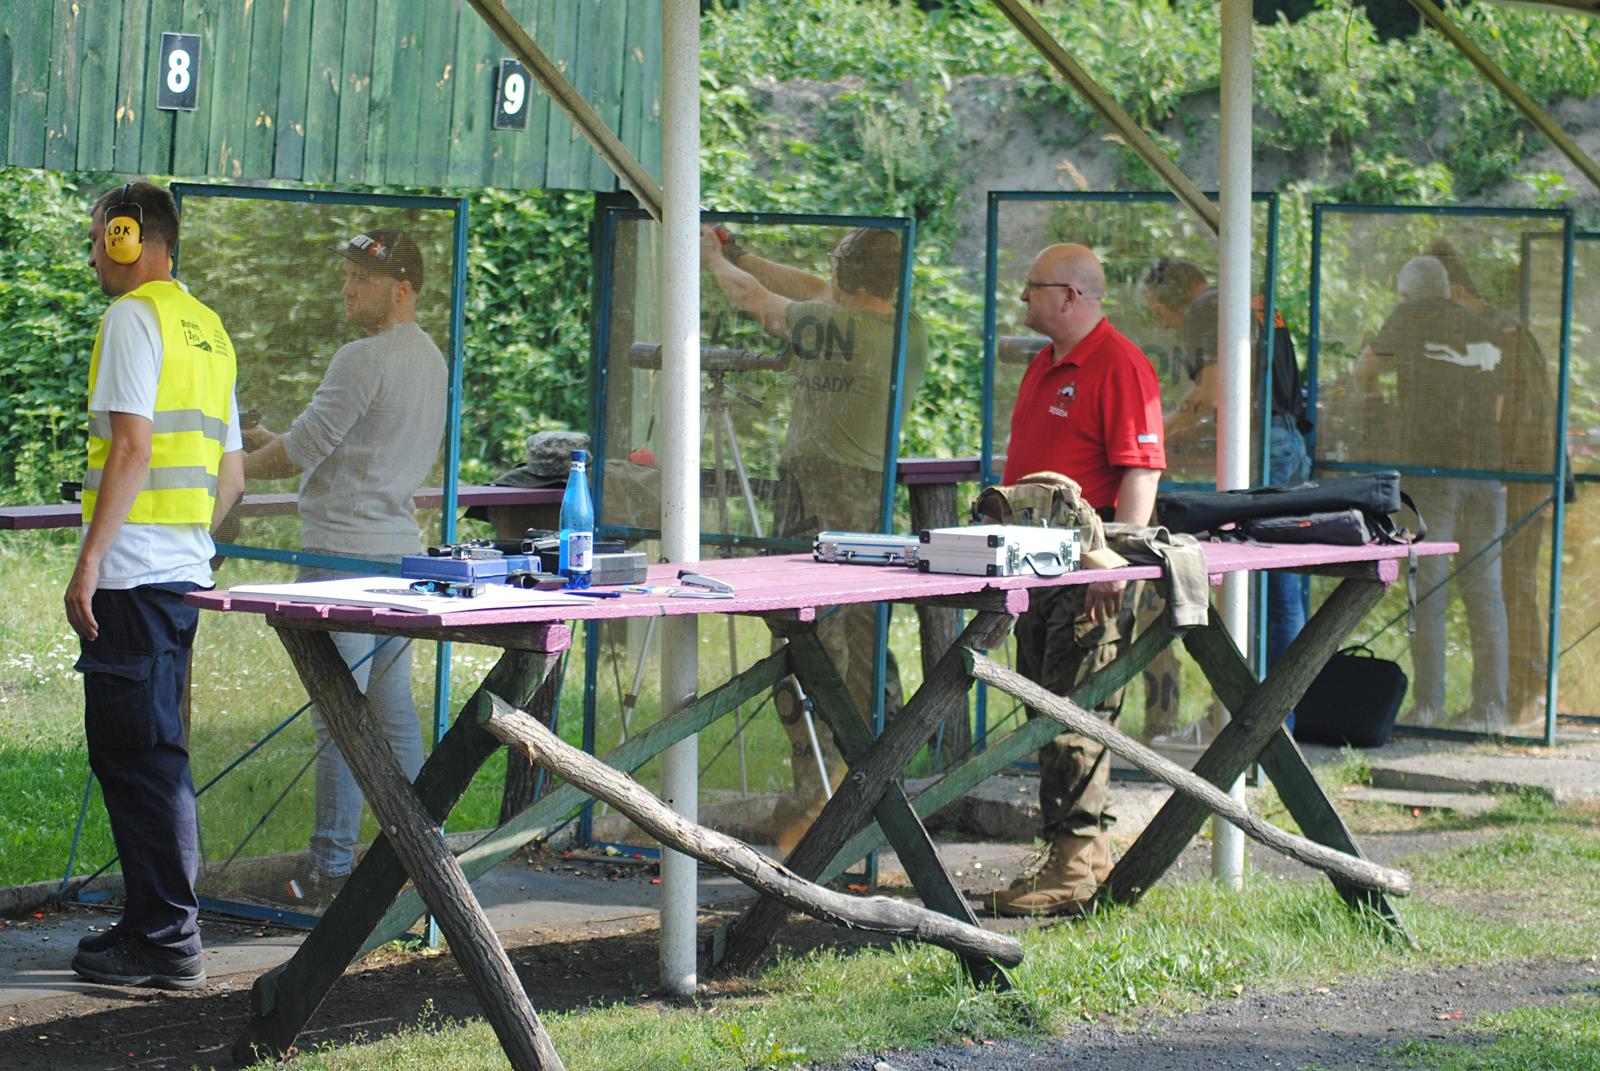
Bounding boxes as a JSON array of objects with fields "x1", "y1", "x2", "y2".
[
  {"x1": 1385, "y1": 993, "x2": 1600, "y2": 1071},
  {"x1": 0, "y1": 741, "x2": 109, "y2": 886},
  {"x1": 244, "y1": 802, "x2": 1600, "y2": 1070},
  {"x1": 1408, "y1": 808, "x2": 1600, "y2": 916},
  {"x1": 0, "y1": 533, "x2": 985, "y2": 888}
]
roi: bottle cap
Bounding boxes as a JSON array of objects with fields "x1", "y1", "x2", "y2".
[{"x1": 570, "y1": 449, "x2": 589, "y2": 463}]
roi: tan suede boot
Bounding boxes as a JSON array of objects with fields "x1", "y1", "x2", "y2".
[
  {"x1": 991, "y1": 832, "x2": 1110, "y2": 918},
  {"x1": 1092, "y1": 831, "x2": 1114, "y2": 885}
]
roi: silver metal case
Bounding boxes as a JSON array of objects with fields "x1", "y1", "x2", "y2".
[
  {"x1": 915, "y1": 524, "x2": 1082, "y2": 577},
  {"x1": 813, "y1": 531, "x2": 922, "y2": 567}
]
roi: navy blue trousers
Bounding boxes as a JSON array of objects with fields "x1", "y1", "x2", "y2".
[{"x1": 76, "y1": 583, "x2": 202, "y2": 957}]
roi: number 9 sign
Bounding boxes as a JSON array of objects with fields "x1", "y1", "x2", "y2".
[
  {"x1": 157, "y1": 32, "x2": 202, "y2": 111},
  {"x1": 494, "y1": 59, "x2": 531, "y2": 131}
]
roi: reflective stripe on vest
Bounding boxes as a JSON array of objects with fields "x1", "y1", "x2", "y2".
[{"x1": 84, "y1": 281, "x2": 236, "y2": 525}]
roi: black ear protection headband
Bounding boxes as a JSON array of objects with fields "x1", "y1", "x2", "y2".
[{"x1": 103, "y1": 183, "x2": 144, "y2": 266}]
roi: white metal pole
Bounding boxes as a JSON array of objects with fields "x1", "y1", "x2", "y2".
[
  {"x1": 658, "y1": 0, "x2": 701, "y2": 995},
  {"x1": 1212, "y1": 0, "x2": 1253, "y2": 891}
]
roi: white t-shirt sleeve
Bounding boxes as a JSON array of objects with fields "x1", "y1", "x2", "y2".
[
  {"x1": 224, "y1": 392, "x2": 244, "y2": 452},
  {"x1": 88, "y1": 298, "x2": 162, "y2": 418}
]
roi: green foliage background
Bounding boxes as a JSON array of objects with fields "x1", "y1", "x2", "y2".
[{"x1": 3, "y1": 0, "x2": 1599, "y2": 500}]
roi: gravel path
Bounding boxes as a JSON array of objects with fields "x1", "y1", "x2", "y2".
[{"x1": 829, "y1": 959, "x2": 1600, "y2": 1071}]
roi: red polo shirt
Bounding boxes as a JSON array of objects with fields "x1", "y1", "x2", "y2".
[{"x1": 1002, "y1": 317, "x2": 1166, "y2": 511}]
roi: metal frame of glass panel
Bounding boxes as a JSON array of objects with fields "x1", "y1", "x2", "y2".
[
  {"x1": 977, "y1": 191, "x2": 1284, "y2": 753},
  {"x1": 171, "y1": 184, "x2": 472, "y2": 569},
  {"x1": 1525, "y1": 231, "x2": 1600, "y2": 726},
  {"x1": 580, "y1": 203, "x2": 919, "y2": 847},
  {"x1": 84, "y1": 184, "x2": 473, "y2": 929},
  {"x1": 1309, "y1": 203, "x2": 1574, "y2": 746},
  {"x1": 980, "y1": 190, "x2": 1283, "y2": 490}
]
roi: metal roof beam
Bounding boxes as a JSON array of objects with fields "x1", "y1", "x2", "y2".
[
  {"x1": 468, "y1": 0, "x2": 665, "y2": 219},
  {"x1": 991, "y1": 0, "x2": 1220, "y2": 236},
  {"x1": 1491, "y1": 0, "x2": 1600, "y2": 16},
  {"x1": 1410, "y1": 0, "x2": 1600, "y2": 194}
]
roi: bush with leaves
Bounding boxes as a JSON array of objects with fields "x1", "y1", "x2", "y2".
[{"x1": 0, "y1": 169, "x2": 103, "y2": 500}]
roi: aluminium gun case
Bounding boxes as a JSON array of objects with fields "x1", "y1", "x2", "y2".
[
  {"x1": 813, "y1": 531, "x2": 922, "y2": 567},
  {"x1": 916, "y1": 524, "x2": 1082, "y2": 577}
]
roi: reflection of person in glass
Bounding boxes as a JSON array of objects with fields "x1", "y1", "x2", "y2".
[
  {"x1": 1139, "y1": 259, "x2": 1314, "y2": 722},
  {"x1": 1355, "y1": 254, "x2": 1507, "y2": 727},
  {"x1": 241, "y1": 230, "x2": 447, "y2": 904},
  {"x1": 700, "y1": 224, "x2": 928, "y2": 829},
  {"x1": 1138, "y1": 258, "x2": 1214, "y2": 450},
  {"x1": 1429, "y1": 240, "x2": 1558, "y2": 729}
]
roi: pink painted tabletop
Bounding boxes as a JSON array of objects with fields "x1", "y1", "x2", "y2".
[{"x1": 186, "y1": 539, "x2": 1456, "y2": 633}]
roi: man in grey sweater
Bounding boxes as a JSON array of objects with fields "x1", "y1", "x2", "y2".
[{"x1": 243, "y1": 229, "x2": 447, "y2": 905}]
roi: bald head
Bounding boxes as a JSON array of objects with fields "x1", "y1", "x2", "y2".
[
  {"x1": 1021, "y1": 243, "x2": 1107, "y2": 350},
  {"x1": 1034, "y1": 243, "x2": 1106, "y2": 300}
]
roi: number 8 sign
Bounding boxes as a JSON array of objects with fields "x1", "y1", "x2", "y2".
[
  {"x1": 494, "y1": 59, "x2": 530, "y2": 131},
  {"x1": 158, "y1": 32, "x2": 202, "y2": 111}
]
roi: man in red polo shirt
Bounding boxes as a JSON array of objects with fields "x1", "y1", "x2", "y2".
[{"x1": 992, "y1": 243, "x2": 1165, "y2": 917}]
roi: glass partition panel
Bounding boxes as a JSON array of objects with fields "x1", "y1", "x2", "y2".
[
  {"x1": 1311, "y1": 205, "x2": 1572, "y2": 742},
  {"x1": 978, "y1": 192, "x2": 1281, "y2": 769},
  {"x1": 983, "y1": 192, "x2": 1281, "y2": 489},
  {"x1": 585, "y1": 207, "x2": 920, "y2": 851},
  {"x1": 166, "y1": 186, "x2": 467, "y2": 916}
]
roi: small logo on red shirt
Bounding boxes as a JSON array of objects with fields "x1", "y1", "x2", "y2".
[{"x1": 1045, "y1": 382, "x2": 1077, "y2": 419}]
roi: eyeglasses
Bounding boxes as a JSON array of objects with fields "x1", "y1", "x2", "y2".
[{"x1": 1023, "y1": 281, "x2": 1076, "y2": 296}]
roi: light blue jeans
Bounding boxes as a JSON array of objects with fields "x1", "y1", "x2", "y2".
[
  {"x1": 300, "y1": 559, "x2": 426, "y2": 877},
  {"x1": 1267, "y1": 418, "x2": 1312, "y2": 731},
  {"x1": 1409, "y1": 477, "x2": 1508, "y2": 724}
]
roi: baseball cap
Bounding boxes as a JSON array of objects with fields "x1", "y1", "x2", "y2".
[{"x1": 337, "y1": 229, "x2": 424, "y2": 291}]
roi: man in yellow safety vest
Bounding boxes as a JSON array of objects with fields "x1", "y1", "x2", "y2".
[{"x1": 64, "y1": 181, "x2": 244, "y2": 990}]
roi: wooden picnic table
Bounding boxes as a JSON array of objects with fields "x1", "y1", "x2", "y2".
[{"x1": 188, "y1": 538, "x2": 1450, "y2": 1069}]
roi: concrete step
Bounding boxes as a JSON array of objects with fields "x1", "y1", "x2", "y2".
[
  {"x1": 1338, "y1": 786, "x2": 1500, "y2": 816},
  {"x1": 1368, "y1": 753, "x2": 1600, "y2": 804}
]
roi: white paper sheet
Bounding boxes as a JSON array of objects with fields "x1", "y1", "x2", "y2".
[{"x1": 224, "y1": 576, "x2": 595, "y2": 614}]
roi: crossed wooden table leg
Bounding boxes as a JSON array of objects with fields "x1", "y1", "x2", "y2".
[
  {"x1": 235, "y1": 624, "x2": 791, "y2": 1063},
  {"x1": 717, "y1": 566, "x2": 1411, "y2": 978},
  {"x1": 716, "y1": 600, "x2": 1022, "y2": 978},
  {"x1": 1099, "y1": 573, "x2": 1409, "y2": 934},
  {"x1": 232, "y1": 606, "x2": 1024, "y2": 1065},
  {"x1": 263, "y1": 626, "x2": 567, "y2": 1070}
]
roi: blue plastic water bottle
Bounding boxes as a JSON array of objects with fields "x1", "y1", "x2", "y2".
[{"x1": 558, "y1": 449, "x2": 594, "y2": 589}]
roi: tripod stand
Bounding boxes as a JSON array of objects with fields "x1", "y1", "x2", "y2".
[{"x1": 613, "y1": 369, "x2": 832, "y2": 802}]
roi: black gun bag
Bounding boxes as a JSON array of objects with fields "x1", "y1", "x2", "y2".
[{"x1": 1158, "y1": 471, "x2": 1423, "y2": 545}]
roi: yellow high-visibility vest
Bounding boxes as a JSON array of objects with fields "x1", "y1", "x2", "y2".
[{"x1": 84, "y1": 281, "x2": 236, "y2": 525}]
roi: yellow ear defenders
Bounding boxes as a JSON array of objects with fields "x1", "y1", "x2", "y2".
[{"x1": 103, "y1": 184, "x2": 144, "y2": 266}]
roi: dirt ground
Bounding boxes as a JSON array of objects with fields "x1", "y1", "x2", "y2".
[
  {"x1": 830, "y1": 959, "x2": 1600, "y2": 1071},
  {"x1": 0, "y1": 828, "x2": 1585, "y2": 1071}
]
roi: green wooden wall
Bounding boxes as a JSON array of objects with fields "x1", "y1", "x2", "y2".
[{"x1": 0, "y1": 0, "x2": 662, "y2": 192}]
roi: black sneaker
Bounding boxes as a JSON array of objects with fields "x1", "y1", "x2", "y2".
[
  {"x1": 71, "y1": 936, "x2": 207, "y2": 991},
  {"x1": 77, "y1": 922, "x2": 124, "y2": 954}
]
